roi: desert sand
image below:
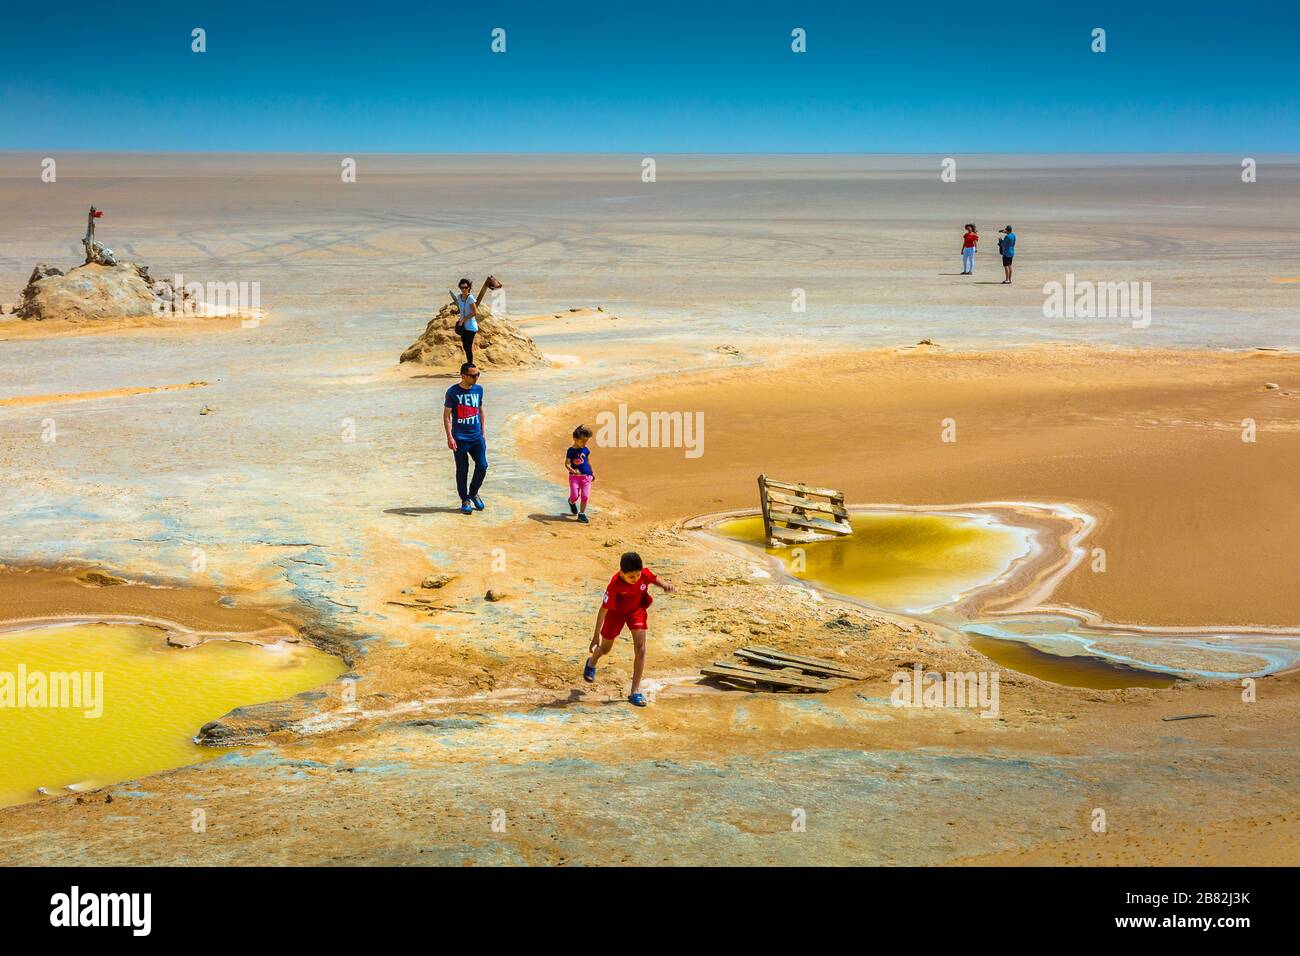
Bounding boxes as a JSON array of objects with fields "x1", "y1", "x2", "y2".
[{"x1": 1, "y1": 154, "x2": 1298, "y2": 866}]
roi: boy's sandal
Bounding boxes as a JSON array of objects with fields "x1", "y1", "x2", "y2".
[
  {"x1": 583, "y1": 662, "x2": 597, "y2": 683},
  {"x1": 628, "y1": 692, "x2": 648, "y2": 707}
]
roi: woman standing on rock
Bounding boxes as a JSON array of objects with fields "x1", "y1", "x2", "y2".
[{"x1": 451, "y1": 277, "x2": 478, "y2": 365}]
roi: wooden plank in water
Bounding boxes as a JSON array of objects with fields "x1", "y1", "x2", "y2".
[
  {"x1": 768, "y1": 526, "x2": 824, "y2": 546},
  {"x1": 772, "y1": 511, "x2": 853, "y2": 536},
  {"x1": 757, "y1": 475, "x2": 775, "y2": 548},
  {"x1": 765, "y1": 490, "x2": 849, "y2": 517},
  {"x1": 701, "y1": 661, "x2": 838, "y2": 691},
  {"x1": 735, "y1": 647, "x2": 863, "y2": 680},
  {"x1": 762, "y1": 477, "x2": 844, "y2": 500}
]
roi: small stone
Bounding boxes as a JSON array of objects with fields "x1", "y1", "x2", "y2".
[
  {"x1": 78, "y1": 570, "x2": 126, "y2": 587},
  {"x1": 484, "y1": 589, "x2": 506, "y2": 602},
  {"x1": 199, "y1": 405, "x2": 213, "y2": 415},
  {"x1": 1265, "y1": 382, "x2": 1280, "y2": 390},
  {"x1": 422, "y1": 573, "x2": 456, "y2": 590}
]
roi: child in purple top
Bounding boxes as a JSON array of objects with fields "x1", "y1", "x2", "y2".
[{"x1": 565, "y1": 425, "x2": 594, "y2": 523}]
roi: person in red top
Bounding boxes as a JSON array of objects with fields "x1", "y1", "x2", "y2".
[
  {"x1": 960, "y1": 223, "x2": 979, "y2": 275},
  {"x1": 583, "y1": 551, "x2": 675, "y2": 706}
]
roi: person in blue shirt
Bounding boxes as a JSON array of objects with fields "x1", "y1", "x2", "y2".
[
  {"x1": 997, "y1": 226, "x2": 1017, "y2": 284},
  {"x1": 451, "y1": 277, "x2": 478, "y2": 365},
  {"x1": 443, "y1": 362, "x2": 488, "y2": 514}
]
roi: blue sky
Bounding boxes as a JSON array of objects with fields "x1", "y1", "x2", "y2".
[{"x1": 2, "y1": 0, "x2": 1296, "y2": 152}]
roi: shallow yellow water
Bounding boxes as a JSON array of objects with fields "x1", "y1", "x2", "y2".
[
  {"x1": 0, "y1": 623, "x2": 344, "y2": 807},
  {"x1": 969, "y1": 635, "x2": 1177, "y2": 689},
  {"x1": 714, "y1": 512, "x2": 1033, "y2": 612}
]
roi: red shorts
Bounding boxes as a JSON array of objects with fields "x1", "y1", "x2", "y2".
[{"x1": 600, "y1": 608, "x2": 648, "y2": 640}]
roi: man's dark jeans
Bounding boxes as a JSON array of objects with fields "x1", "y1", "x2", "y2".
[{"x1": 454, "y1": 438, "x2": 488, "y2": 501}]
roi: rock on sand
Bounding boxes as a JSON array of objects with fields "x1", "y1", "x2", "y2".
[
  {"x1": 16, "y1": 261, "x2": 171, "y2": 323},
  {"x1": 399, "y1": 302, "x2": 543, "y2": 369}
]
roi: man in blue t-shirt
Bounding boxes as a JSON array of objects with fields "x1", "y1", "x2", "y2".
[
  {"x1": 443, "y1": 362, "x2": 488, "y2": 515},
  {"x1": 997, "y1": 225, "x2": 1017, "y2": 284}
]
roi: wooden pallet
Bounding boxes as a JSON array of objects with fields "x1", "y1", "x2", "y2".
[
  {"x1": 735, "y1": 646, "x2": 863, "y2": 681},
  {"x1": 702, "y1": 645, "x2": 863, "y2": 692},
  {"x1": 757, "y1": 474, "x2": 852, "y2": 547},
  {"x1": 701, "y1": 661, "x2": 839, "y2": 692}
]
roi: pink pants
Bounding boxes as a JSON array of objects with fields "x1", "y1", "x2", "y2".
[{"x1": 568, "y1": 473, "x2": 592, "y2": 505}]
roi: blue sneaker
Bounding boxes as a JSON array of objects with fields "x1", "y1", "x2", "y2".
[
  {"x1": 578, "y1": 513, "x2": 589, "y2": 524},
  {"x1": 583, "y1": 660, "x2": 597, "y2": 683},
  {"x1": 460, "y1": 499, "x2": 473, "y2": 515},
  {"x1": 569, "y1": 500, "x2": 578, "y2": 515},
  {"x1": 472, "y1": 496, "x2": 486, "y2": 511},
  {"x1": 628, "y1": 692, "x2": 648, "y2": 707}
]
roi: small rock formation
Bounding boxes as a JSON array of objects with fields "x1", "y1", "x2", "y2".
[
  {"x1": 400, "y1": 300, "x2": 543, "y2": 369},
  {"x1": 16, "y1": 261, "x2": 193, "y2": 323},
  {"x1": 76, "y1": 569, "x2": 127, "y2": 587},
  {"x1": 195, "y1": 690, "x2": 331, "y2": 746},
  {"x1": 14, "y1": 208, "x2": 194, "y2": 323},
  {"x1": 484, "y1": 588, "x2": 507, "y2": 602},
  {"x1": 421, "y1": 573, "x2": 456, "y2": 590}
]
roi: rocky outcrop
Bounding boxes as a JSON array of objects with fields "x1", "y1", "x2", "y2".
[
  {"x1": 16, "y1": 260, "x2": 187, "y2": 323},
  {"x1": 399, "y1": 301, "x2": 543, "y2": 369},
  {"x1": 195, "y1": 690, "x2": 331, "y2": 746}
]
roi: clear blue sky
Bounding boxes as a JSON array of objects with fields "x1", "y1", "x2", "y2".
[{"x1": 2, "y1": 0, "x2": 1296, "y2": 152}]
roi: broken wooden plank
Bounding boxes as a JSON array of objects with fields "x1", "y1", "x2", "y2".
[
  {"x1": 770, "y1": 511, "x2": 853, "y2": 535},
  {"x1": 701, "y1": 661, "x2": 839, "y2": 691},
  {"x1": 744, "y1": 645, "x2": 864, "y2": 677},
  {"x1": 762, "y1": 477, "x2": 844, "y2": 499},
  {"x1": 1161, "y1": 713, "x2": 1216, "y2": 722},
  {"x1": 765, "y1": 490, "x2": 850, "y2": 517},
  {"x1": 757, "y1": 474, "x2": 776, "y2": 549},
  {"x1": 767, "y1": 526, "x2": 825, "y2": 546},
  {"x1": 735, "y1": 647, "x2": 863, "y2": 680}
]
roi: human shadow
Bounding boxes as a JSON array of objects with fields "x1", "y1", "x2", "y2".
[
  {"x1": 526, "y1": 512, "x2": 577, "y2": 524},
  {"x1": 537, "y1": 689, "x2": 586, "y2": 708},
  {"x1": 385, "y1": 506, "x2": 470, "y2": 517}
]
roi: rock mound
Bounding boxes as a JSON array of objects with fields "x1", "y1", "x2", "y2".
[
  {"x1": 399, "y1": 302, "x2": 544, "y2": 369},
  {"x1": 16, "y1": 261, "x2": 185, "y2": 323}
]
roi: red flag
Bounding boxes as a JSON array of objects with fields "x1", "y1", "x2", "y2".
[{"x1": 93, "y1": 210, "x2": 104, "y2": 218}]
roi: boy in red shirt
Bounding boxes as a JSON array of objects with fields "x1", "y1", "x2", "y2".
[{"x1": 583, "y1": 551, "x2": 675, "y2": 706}]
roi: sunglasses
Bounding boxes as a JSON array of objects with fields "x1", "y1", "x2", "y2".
[{"x1": 466, "y1": 371, "x2": 480, "y2": 378}]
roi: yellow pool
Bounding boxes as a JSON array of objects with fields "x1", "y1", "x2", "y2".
[
  {"x1": 0, "y1": 622, "x2": 344, "y2": 807},
  {"x1": 713, "y1": 511, "x2": 1034, "y2": 613}
]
